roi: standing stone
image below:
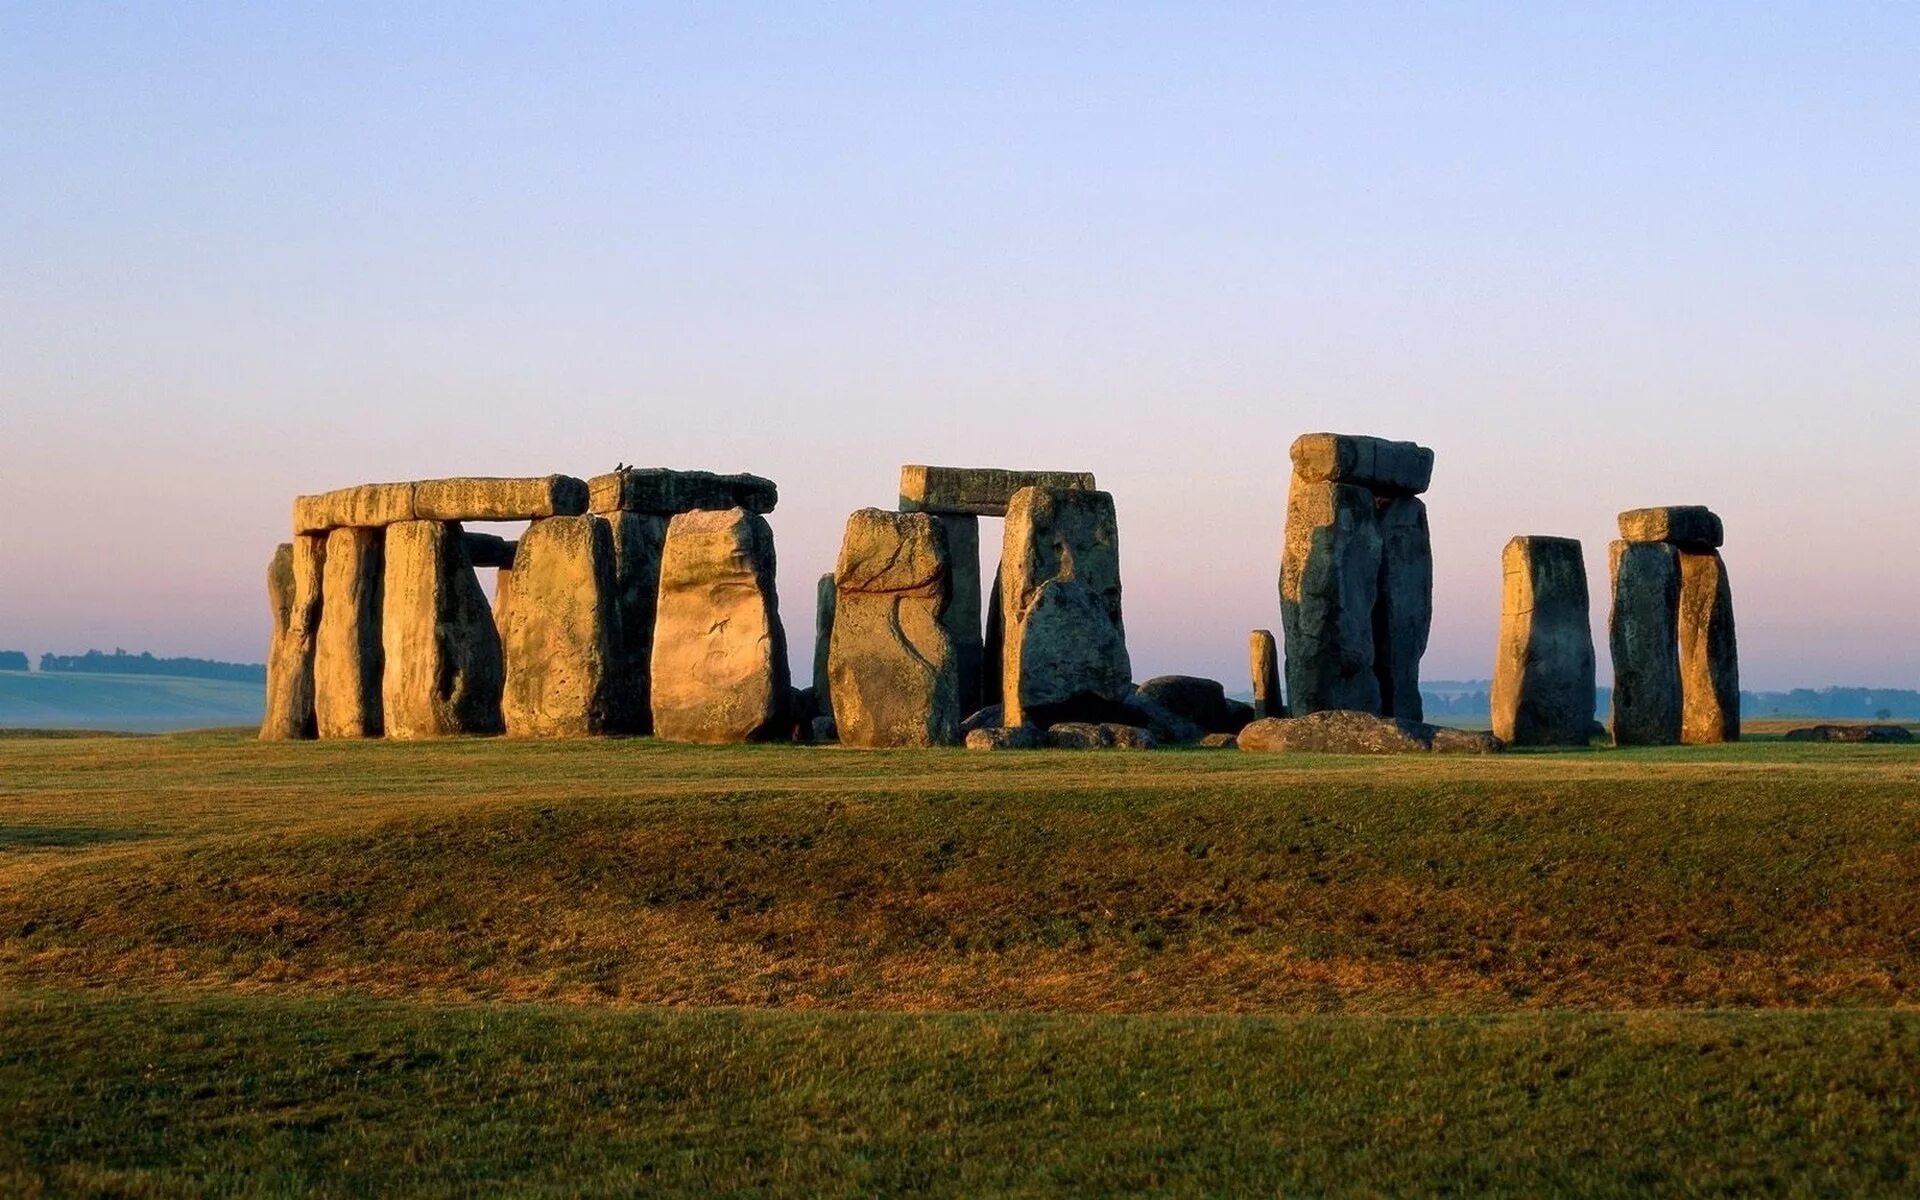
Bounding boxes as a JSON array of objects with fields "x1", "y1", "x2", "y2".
[
  {"x1": 650, "y1": 508, "x2": 790, "y2": 743},
  {"x1": 1000, "y1": 487, "x2": 1132, "y2": 727},
  {"x1": 1249, "y1": 629, "x2": 1283, "y2": 719},
  {"x1": 1279, "y1": 478, "x2": 1383, "y2": 715},
  {"x1": 828, "y1": 509, "x2": 959, "y2": 747},
  {"x1": 1679, "y1": 550, "x2": 1740, "y2": 744},
  {"x1": 382, "y1": 521, "x2": 504, "y2": 739},
  {"x1": 314, "y1": 526, "x2": 385, "y2": 739},
  {"x1": 260, "y1": 538, "x2": 323, "y2": 740},
  {"x1": 1490, "y1": 536, "x2": 1595, "y2": 746},
  {"x1": 603, "y1": 512, "x2": 668, "y2": 734},
  {"x1": 501, "y1": 516, "x2": 618, "y2": 737},
  {"x1": 934, "y1": 513, "x2": 983, "y2": 715},
  {"x1": 812, "y1": 572, "x2": 836, "y2": 721},
  {"x1": 493, "y1": 567, "x2": 515, "y2": 642},
  {"x1": 981, "y1": 565, "x2": 1004, "y2": 710},
  {"x1": 1608, "y1": 540, "x2": 1682, "y2": 746},
  {"x1": 1374, "y1": 495, "x2": 1431, "y2": 720}
]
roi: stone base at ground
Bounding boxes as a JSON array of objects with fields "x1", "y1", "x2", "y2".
[
  {"x1": 1784, "y1": 724, "x2": 1913, "y2": 743},
  {"x1": 964, "y1": 725, "x2": 1047, "y2": 751},
  {"x1": 1046, "y1": 722, "x2": 1156, "y2": 750}
]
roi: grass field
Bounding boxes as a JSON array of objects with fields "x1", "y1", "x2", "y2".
[{"x1": 3, "y1": 731, "x2": 1917, "y2": 1193}]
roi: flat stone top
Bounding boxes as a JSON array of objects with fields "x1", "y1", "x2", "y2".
[
  {"x1": 899, "y1": 465, "x2": 1096, "y2": 517},
  {"x1": 294, "y1": 476, "x2": 587, "y2": 533},
  {"x1": 588, "y1": 468, "x2": 777, "y2": 515},
  {"x1": 1288, "y1": 433, "x2": 1433, "y2": 495},
  {"x1": 1505, "y1": 534, "x2": 1584, "y2": 553},
  {"x1": 1617, "y1": 506, "x2": 1723, "y2": 549}
]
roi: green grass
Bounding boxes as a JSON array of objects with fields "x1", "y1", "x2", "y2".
[{"x1": 2, "y1": 731, "x2": 1918, "y2": 1193}]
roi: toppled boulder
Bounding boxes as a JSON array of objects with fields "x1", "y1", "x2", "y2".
[
  {"x1": 965, "y1": 725, "x2": 1046, "y2": 751},
  {"x1": 1135, "y1": 675, "x2": 1238, "y2": 733},
  {"x1": 1237, "y1": 710, "x2": 1501, "y2": 755},
  {"x1": 1120, "y1": 691, "x2": 1205, "y2": 745},
  {"x1": 1200, "y1": 733, "x2": 1239, "y2": 749},
  {"x1": 1047, "y1": 722, "x2": 1156, "y2": 750},
  {"x1": 1784, "y1": 724, "x2": 1913, "y2": 744},
  {"x1": 962, "y1": 704, "x2": 1004, "y2": 733}
]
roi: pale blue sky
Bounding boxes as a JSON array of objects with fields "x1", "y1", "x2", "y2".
[{"x1": 3, "y1": 3, "x2": 1916, "y2": 689}]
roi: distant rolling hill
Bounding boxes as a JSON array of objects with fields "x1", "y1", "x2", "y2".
[{"x1": 0, "y1": 670, "x2": 262, "y2": 732}]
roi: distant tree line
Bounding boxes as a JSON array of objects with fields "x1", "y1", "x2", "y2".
[
  {"x1": 1421, "y1": 683, "x2": 1920, "y2": 722},
  {"x1": 36, "y1": 649, "x2": 266, "y2": 683},
  {"x1": 0, "y1": 651, "x2": 28, "y2": 671}
]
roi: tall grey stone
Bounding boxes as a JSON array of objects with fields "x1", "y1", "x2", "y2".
[
  {"x1": 1608, "y1": 540, "x2": 1682, "y2": 746},
  {"x1": 934, "y1": 513, "x2": 983, "y2": 714},
  {"x1": 1000, "y1": 487, "x2": 1132, "y2": 727},
  {"x1": 501, "y1": 516, "x2": 619, "y2": 737},
  {"x1": 812, "y1": 572, "x2": 836, "y2": 721},
  {"x1": 1374, "y1": 495, "x2": 1431, "y2": 721},
  {"x1": 314, "y1": 526, "x2": 384, "y2": 739},
  {"x1": 1279, "y1": 477, "x2": 1382, "y2": 714},
  {"x1": 981, "y1": 564, "x2": 1004, "y2": 710},
  {"x1": 260, "y1": 538, "x2": 322, "y2": 740},
  {"x1": 828, "y1": 509, "x2": 959, "y2": 747},
  {"x1": 1490, "y1": 536, "x2": 1595, "y2": 746},
  {"x1": 603, "y1": 512, "x2": 668, "y2": 734},
  {"x1": 381, "y1": 520, "x2": 504, "y2": 739},
  {"x1": 1679, "y1": 550, "x2": 1739, "y2": 744},
  {"x1": 650, "y1": 508, "x2": 790, "y2": 743}
]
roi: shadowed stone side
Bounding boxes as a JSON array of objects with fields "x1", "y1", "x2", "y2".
[
  {"x1": 603, "y1": 512, "x2": 668, "y2": 734},
  {"x1": 1000, "y1": 487, "x2": 1132, "y2": 728},
  {"x1": 982, "y1": 565, "x2": 1004, "y2": 709},
  {"x1": 295, "y1": 476, "x2": 587, "y2": 533},
  {"x1": 828, "y1": 509, "x2": 959, "y2": 748},
  {"x1": 1374, "y1": 495, "x2": 1432, "y2": 721},
  {"x1": 1608, "y1": 540, "x2": 1682, "y2": 746},
  {"x1": 650, "y1": 508, "x2": 790, "y2": 743},
  {"x1": 1618, "y1": 506, "x2": 1723, "y2": 550},
  {"x1": 314, "y1": 526, "x2": 385, "y2": 739},
  {"x1": 1490, "y1": 536, "x2": 1595, "y2": 747},
  {"x1": 934, "y1": 513, "x2": 983, "y2": 715},
  {"x1": 812, "y1": 572, "x2": 836, "y2": 722},
  {"x1": 1679, "y1": 549, "x2": 1740, "y2": 744},
  {"x1": 261, "y1": 539, "x2": 322, "y2": 740},
  {"x1": 1249, "y1": 629, "x2": 1283, "y2": 719},
  {"x1": 381, "y1": 521, "x2": 504, "y2": 739},
  {"x1": 1289, "y1": 433, "x2": 1434, "y2": 495},
  {"x1": 1280, "y1": 478, "x2": 1383, "y2": 715},
  {"x1": 899, "y1": 465, "x2": 1097, "y2": 518},
  {"x1": 492, "y1": 568, "x2": 514, "y2": 642},
  {"x1": 501, "y1": 516, "x2": 619, "y2": 737},
  {"x1": 587, "y1": 469, "x2": 777, "y2": 516}
]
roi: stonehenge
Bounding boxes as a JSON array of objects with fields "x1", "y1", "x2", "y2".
[
  {"x1": 1280, "y1": 433, "x2": 1433, "y2": 720},
  {"x1": 649, "y1": 508, "x2": 790, "y2": 743},
  {"x1": 1248, "y1": 630, "x2": 1283, "y2": 719},
  {"x1": 827, "y1": 509, "x2": 959, "y2": 747},
  {"x1": 500, "y1": 516, "x2": 618, "y2": 737},
  {"x1": 1491, "y1": 536, "x2": 1596, "y2": 747},
  {"x1": 999, "y1": 486, "x2": 1133, "y2": 728},
  {"x1": 314, "y1": 526, "x2": 385, "y2": 739},
  {"x1": 1608, "y1": 507, "x2": 1739, "y2": 745},
  {"x1": 382, "y1": 520, "x2": 505, "y2": 739}
]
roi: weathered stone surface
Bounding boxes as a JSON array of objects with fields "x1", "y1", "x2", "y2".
[
  {"x1": 1785, "y1": 724, "x2": 1913, "y2": 743},
  {"x1": 1608, "y1": 540, "x2": 1683, "y2": 746},
  {"x1": 492, "y1": 568, "x2": 514, "y2": 641},
  {"x1": 961, "y1": 704, "x2": 1004, "y2": 733},
  {"x1": 1490, "y1": 536, "x2": 1596, "y2": 747},
  {"x1": 602, "y1": 512, "x2": 668, "y2": 734},
  {"x1": 1238, "y1": 710, "x2": 1501, "y2": 755},
  {"x1": 462, "y1": 532, "x2": 517, "y2": 569},
  {"x1": 899, "y1": 465, "x2": 1097, "y2": 518},
  {"x1": 1678, "y1": 550, "x2": 1739, "y2": 744},
  {"x1": 812, "y1": 572, "x2": 836, "y2": 720},
  {"x1": 828, "y1": 509, "x2": 959, "y2": 748},
  {"x1": 260, "y1": 538, "x2": 322, "y2": 740},
  {"x1": 1136, "y1": 676, "x2": 1237, "y2": 734},
  {"x1": 587, "y1": 468, "x2": 777, "y2": 516},
  {"x1": 1249, "y1": 629, "x2": 1283, "y2": 719},
  {"x1": 381, "y1": 521, "x2": 504, "y2": 738},
  {"x1": 500, "y1": 516, "x2": 618, "y2": 737},
  {"x1": 1046, "y1": 722, "x2": 1156, "y2": 750},
  {"x1": 1618, "y1": 506, "x2": 1724, "y2": 550},
  {"x1": 295, "y1": 477, "x2": 587, "y2": 533},
  {"x1": 1001, "y1": 487, "x2": 1132, "y2": 727},
  {"x1": 1374, "y1": 495, "x2": 1431, "y2": 720},
  {"x1": 810, "y1": 715, "x2": 839, "y2": 743},
  {"x1": 935, "y1": 514, "x2": 984, "y2": 714},
  {"x1": 1120, "y1": 691, "x2": 1205, "y2": 745},
  {"x1": 1200, "y1": 733, "x2": 1239, "y2": 749},
  {"x1": 1280, "y1": 478, "x2": 1382, "y2": 715},
  {"x1": 314, "y1": 526, "x2": 384, "y2": 739},
  {"x1": 965, "y1": 725, "x2": 1046, "y2": 750},
  {"x1": 982, "y1": 565, "x2": 1004, "y2": 707},
  {"x1": 1289, "y1": 433, "x2": 1434, "y2": 495},
  {"x1": 650, "y1": 508, "x2": 790, "y2": 743}
]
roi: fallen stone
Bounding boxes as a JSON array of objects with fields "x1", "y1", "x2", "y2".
[
  {"x1": 1225, "y1": 699, "x2": 1255, "y2": 731},
  {"x1": 314, "y1": 526, "x2": 385, "y2": 739},
  {"x1": 1490, "y1": 536, "x2": 1596, "y2": 747},
  {"x1": 1280, "y1": 478, "x2": 1382, "y2": 715},
  {"x1": 500, "y1": 516, "x2": 618, "y2": 737},
  {"x1": 810, "y1": 714, "x2": 839, "y2": 744},
  {"x1": 1200, "y1": 733, "x2": 1239, "y2": 749},
  {"x1": 462, "y1": 532, "x2": 517, "y2": 570},
  {"x1": 1136, "y1": 675, "x2": 1237, "y2": 734},
  {"x1": 587, "y1": 468, "x2": 777, "y2": 515},
  {"x1": 962, "y1": 704, "x2": 1004, "y2": 734},
  {"x1": 899, "y1": 465, "x2": 1097, "y2": 517},
  {"x1": 1608, "y1": 540, "x2": 1683, "y2": 746},
  {"x1": 1374, "y1": 495, "x2": 1432, "y2": 721},
  {"x1": 381, "y1": 521, "x2": 504, "y2": 738},
  {"x1": 965, "y1": 725, "x2": 1047, "y2": 750},
  {"x1": 260, "y1": 538, "x2": 322, "y2": 740},
  {"x1": 602, "y1": 512, "x2": 668, "y2": 734},
  {"x1": 1120, "y1": 691, "x2": 1205, "y2": 745},
  {"x1": 1618, "y1": 506, "x2": 1724, "y2": 550},
  {"x1": 1237, "y1": 710, "x2": 1501, "y2": 754},
  {"x1": 1784, "y1": 724, "x2": 1913, "y2": 743},
  {"x1": 1678, "y1": 550, "x2": 1740, "y2": 744},
  {"x1": 1248, "y1": 629, "x2": 1284, "y2": 719},
  {"x1": 1288, "y1": 433, "x2": 1434, "y2": 495},
  {"x1": 650, "y1": 508, "x2": 790, "y2": 743},
  {"x1": 1001, "y1": 487, "x2": 1133, "y2": 727},
  {"x1": 828, "y1": 509, "x2": 960, "y2": 748},
  {"x1": 1047, "y1": 722, "x2": 1156, "y2": 750}
]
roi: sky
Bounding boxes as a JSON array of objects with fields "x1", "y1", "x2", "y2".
[{"x1": 2, "y1": 2, "x2": 1916, "y2": 691}]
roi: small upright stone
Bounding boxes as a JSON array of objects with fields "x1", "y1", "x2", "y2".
[
  {"x1": 828, "y1": 509, "x2": 959, "y2": 747},
  {"x1": 1490, "y1": 536, "x2": 1595, "y2": 746},
  {"x1": 501, "y1": 516, "x2": 619, "y2": 737},
  {"x1": 650, "y1": 508, "x2": 790, "y2": 743},
  {"x1": 1608, "y1": 540, "x2": 1683, "y2": 746},
  {"x1": 314, "y1": 526, "x2": 385, "y2": 739},
  {"x1": 1280, "y1": 477, "x2": 1382, "y2": 714},
  {"x1": 1000, "y1": 487, "x2": 1133, "y2": 727},
  {"x1": 261, "y1": 538, "x2": 322, "y2": 740},
  {"x1": 1249, "y1": 629, "x2": 1283, "y2": 719},
  {"x1": 1618, "y1": 506, "x2": 1724, "y2": 550},
  {"x1": 1678, "y1": 550, "x2": 1740, "y2": 743},
  {"x1": 812, "y1": 572, "x2": 836, "y2": 722},
  {"x1": 381, "y1": 521, "x2": 504, "y2": 739}
]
